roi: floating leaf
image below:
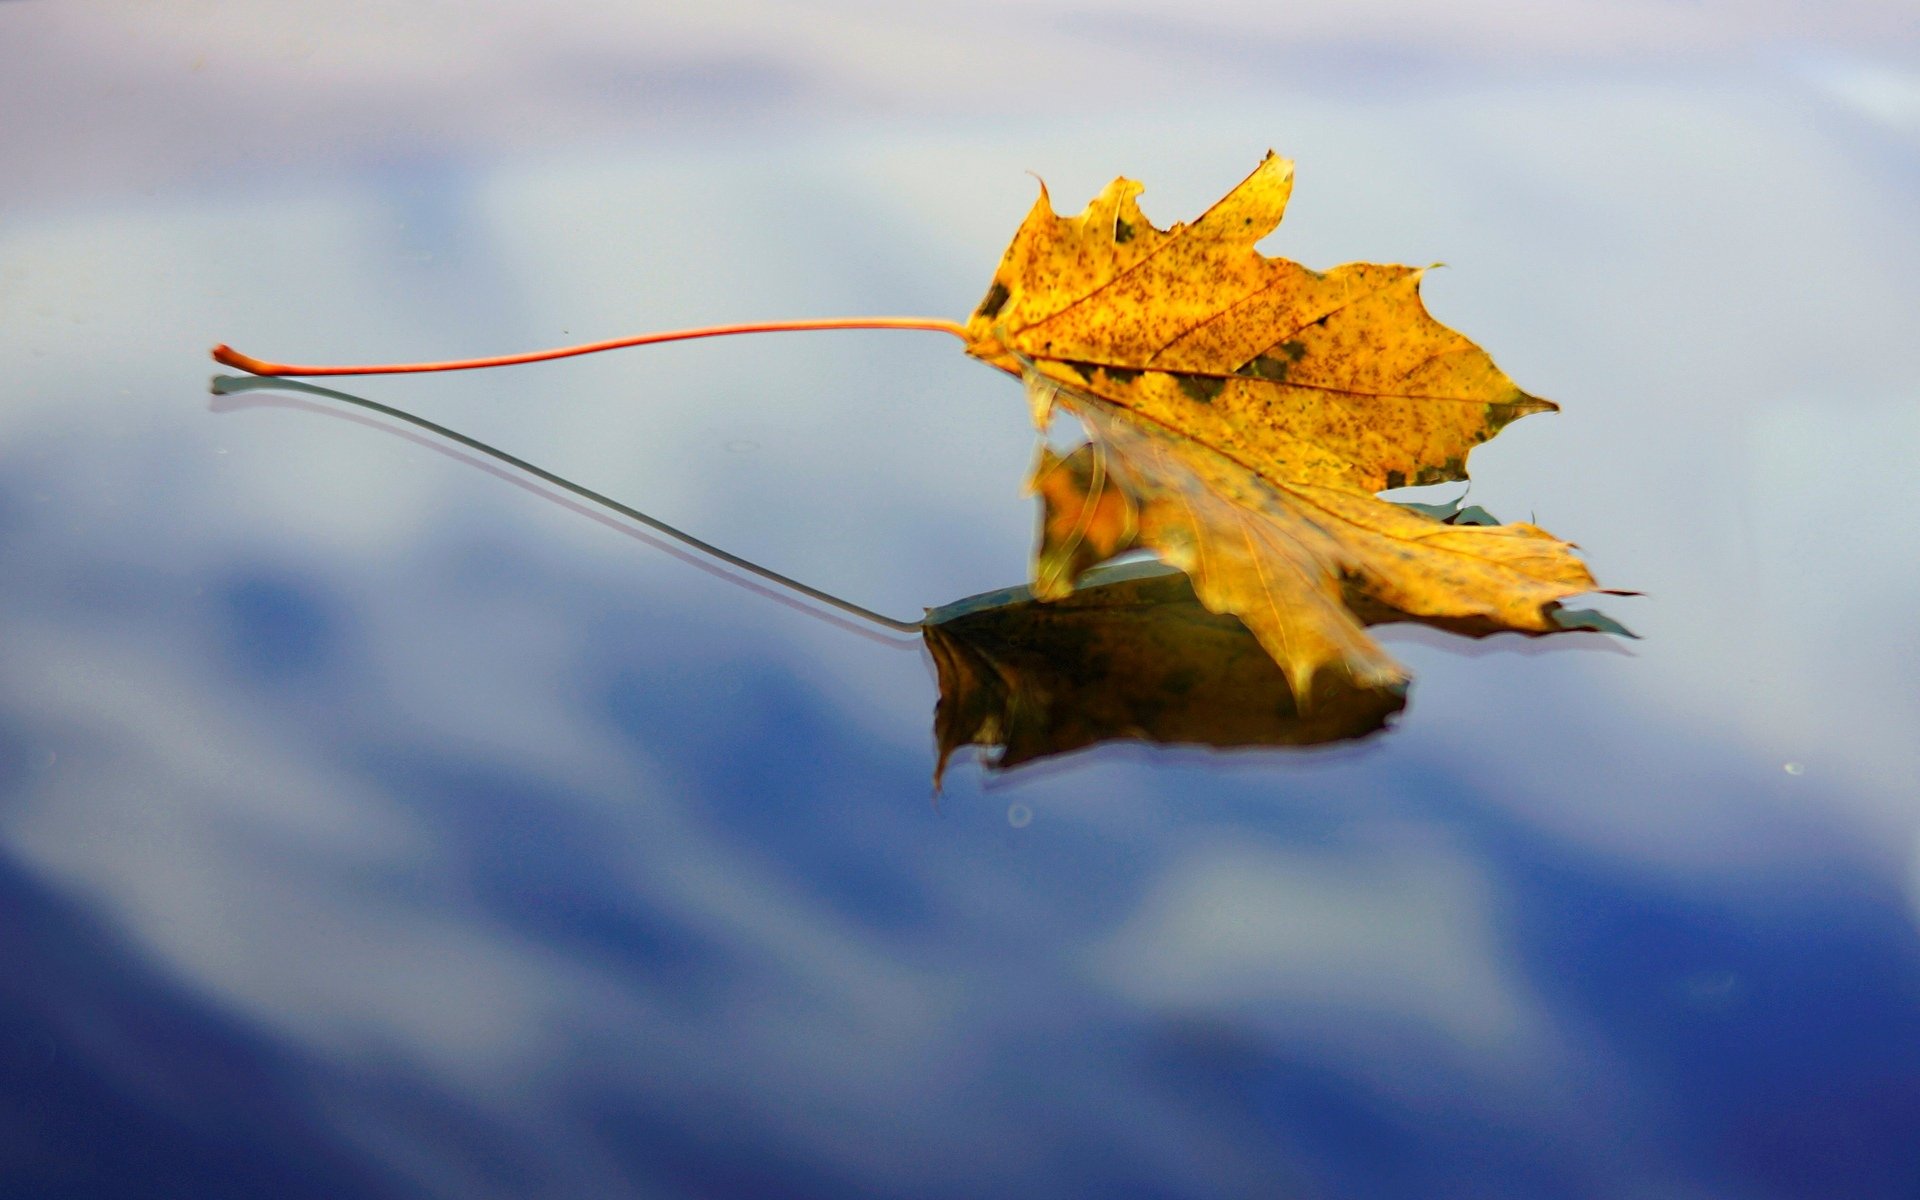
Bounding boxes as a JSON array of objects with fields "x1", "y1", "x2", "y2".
[
  {"x1": 963, "y1": 152, "x2": 1551, "y2": 494},
  {"x1": 211, "y1": 150, "x2": 1629, "y2": 705},
  {"x1": 959, "y1": 154, "x2": 1617, "y2": 694}
]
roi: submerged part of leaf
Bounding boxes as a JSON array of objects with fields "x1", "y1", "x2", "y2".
[
  {"x1": 1550, "y1": 606, "x2": 1638, "y2": 638},
  {"x1": 1391, "y1": 495, "x2": 1499, "y2": 527},
  {"x1": 1029, "y1": 443, "x2": 1138, "y2": 601},
  {"x1": 964, "y1": 152, "x2": 1553, "y2": 494},
  {"x1": 1028, "y1": 373, "x2": 1607, "y2": 698},
  {"x1": 923, "y1": 564, "x2": 1406, "y2": 787}
]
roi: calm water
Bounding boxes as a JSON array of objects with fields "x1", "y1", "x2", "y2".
[{"x1": 5, "y1": 5, "x2": 1920, "y2": 1197}]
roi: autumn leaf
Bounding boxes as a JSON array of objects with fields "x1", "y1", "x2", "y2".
[
  {"x1": 211, "y1": 150, "x2": 1622, "y2": 703},
  {"x1": 924, "y1": 560, "x2": 1406, "y2": 786},
  {"x1": 965, "y1": 153, "x2": 1611, "y2": 697},
  {"x1": 964, "y1": 152, "x2": 1549, "y2": 491}
]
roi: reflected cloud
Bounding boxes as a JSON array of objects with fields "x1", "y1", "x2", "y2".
[
  {"x1": 1801, "y1": 56, "x2": 1920, "y2": 130},
  {"x1": 1086, "y1": 832, "x2": 1555, "y2": 1067}
]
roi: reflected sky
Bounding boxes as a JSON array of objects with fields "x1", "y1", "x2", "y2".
[{"x1": 3, "y1": 4, "x2": 1920, "y2": 1198}]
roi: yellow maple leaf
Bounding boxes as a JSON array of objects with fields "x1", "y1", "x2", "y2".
[
  {"x1": 211, "y1": 150, "x2": 1618, "y2": 703},
  {"x1": 967, "y1": 153, "x2": 1607, "y2": 696}
]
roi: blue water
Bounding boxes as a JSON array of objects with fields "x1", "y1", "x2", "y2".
[{"x1": 5, "y1": 5, "x2": 1919, "y2": 1197}]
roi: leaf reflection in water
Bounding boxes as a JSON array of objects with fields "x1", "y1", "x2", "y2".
[
  {"x1": 925, "y1": 560, "x2": 1406, "y2": 787},
  {"x1": 209, "y1": 374, "x2": 1624, "y2": 788}
]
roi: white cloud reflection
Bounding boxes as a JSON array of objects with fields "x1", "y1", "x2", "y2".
[
  {"x1": 4, "y1": 0, "x2": 1916, "y2": 213},
  {"x1": 1088, "y1": 832, "x2": 1553, "y2": 1063}
]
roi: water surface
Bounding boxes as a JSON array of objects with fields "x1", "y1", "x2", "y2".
[{"x1": 4, "y1": 5, "x2": 1919, "y2": 1197}]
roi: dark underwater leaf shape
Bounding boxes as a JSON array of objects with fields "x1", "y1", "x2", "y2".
[{"x1": 923, "y1": 561, "x2": 1407, "y2": 787}]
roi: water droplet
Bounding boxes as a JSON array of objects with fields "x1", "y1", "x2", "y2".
[{"x1": 1007, "y1": 803, "x2": 1033, "y2": 829}]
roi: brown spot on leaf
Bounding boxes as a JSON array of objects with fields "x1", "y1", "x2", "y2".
[
  {"x1": 1236, "y1": 354, "x2": 1292, "y2": 381},
  {"x1": 1176, "y1": 374, "x2": 1225, "y2": 404},
  {"x1": 974, "y1": 282, "x2": 1010, "y2": 320},
  {"x1": 1412, "y1": 455, "x2": 1467, "y2": 486}
]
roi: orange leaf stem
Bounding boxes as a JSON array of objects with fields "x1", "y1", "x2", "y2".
[{"x1": 212, "y1": 316, "x2": 971, "y2": 377}]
